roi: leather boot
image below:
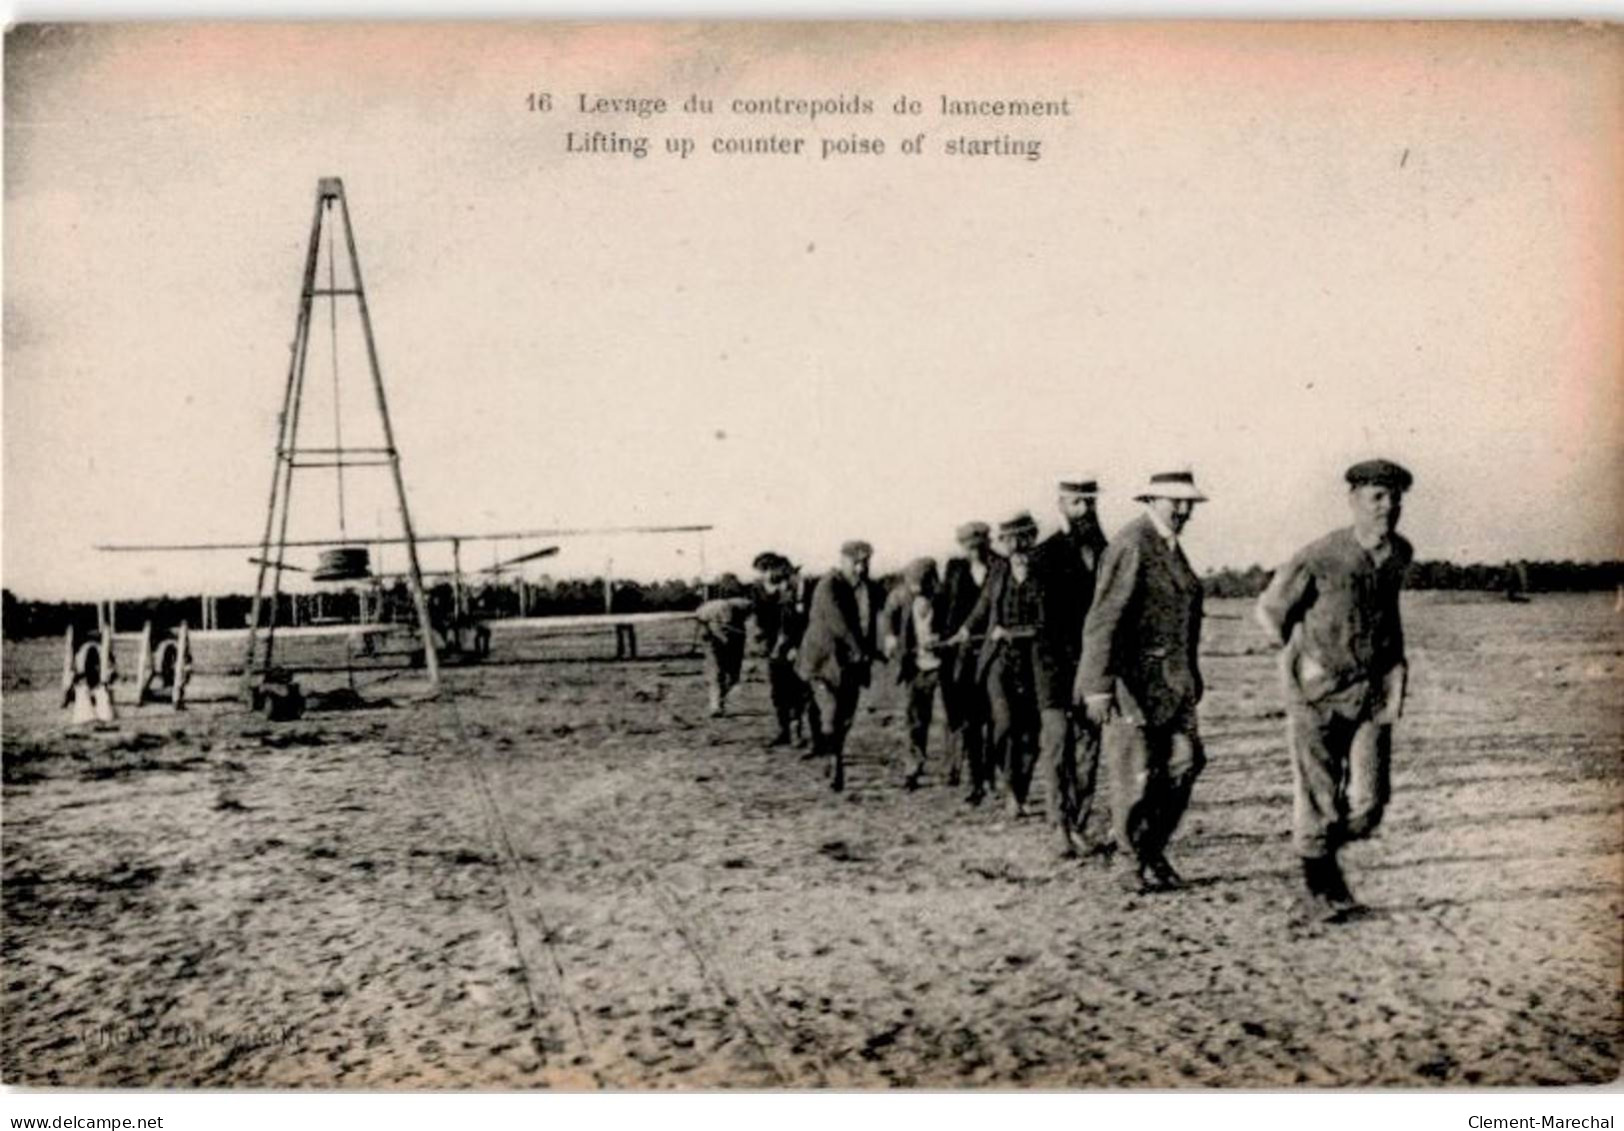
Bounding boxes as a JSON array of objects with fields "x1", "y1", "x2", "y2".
[
  {"x1": 1321, "y1": 852, "x2": 1360, "y2": 912},
  {"x1": 1300, "y1": 856, "x2": 1342, "y2": 922}
]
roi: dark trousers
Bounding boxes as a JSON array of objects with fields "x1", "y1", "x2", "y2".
[
  {"x1": 811, "y1": 668, "x2": 865, "y2": 789},
  {"x1": 1037, "y1": 709, "x2": 1107, "y2": 844},
  {"x1": 767, "y1": 657, "x2": 808, "y2": 735},
  {"x1": 985, "y1": 648, "x2": 1039, "y2": 804},
  {"x1": 1038, "y1": 708, "x2": 1074, "y2": 830},
  {"x1": 703, "y1": 634, "x2": 746, "y2": 713},
  {"x1": 1288, "y1": 702, "x2": 1391, "y2": 858},
  {"x1": 940, "y1": 653, "x2": 987, "y2": 788},
  {"x1": 1107, "y1": 705, "x2": 1205, "y2": 865},
  {"x1": 903, "y1": 667, "x2": 941, "y2": 775},
  {"x1": 1072, "y1": 716, "x2": 1106, "y2": 844}
]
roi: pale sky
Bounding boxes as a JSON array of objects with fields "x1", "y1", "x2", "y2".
[{"x1": 5, "y1": 22, "x2": 1622, "y2": 600}]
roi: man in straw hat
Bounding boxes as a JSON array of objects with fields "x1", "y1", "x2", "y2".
[
  {"x1": 1254, "y1": 458, "x2": 1415, "y2": 922},
  {"x1": 797, "y1": 540, "x2": 885, "y2": 792},
  {"x1": 1074, "y1": 469, "x2": 1208, "y2": 893},
  {"x1": 938, "y1": 521, "x2": 996, "y2": 802},
  {"x1": 882, "y1": 556, "x2": 945, "y2": 790},
  {"x1": 1032, "y1": 477, "x2": 1112, "y2": 858},
  {"x1": 954, "y1": 512, "x2": 1045, "y2": 817}
]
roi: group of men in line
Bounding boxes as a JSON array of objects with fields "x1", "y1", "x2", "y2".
[{"x1": 694, "y1": 459, "x2": 1416, "y2": 921}]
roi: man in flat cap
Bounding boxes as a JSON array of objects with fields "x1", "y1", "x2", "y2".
[
  {"x1": 956, "y1": 512, "x2": 1045, "y2": 817},
  {"x1": 882, "y1": 556, "x2": 945, "y2": 790},
  {"x1": 753, "y1": 551, "x2": 811, "y2": 748},
  {"x1": 797, "y1": 540, "x2": 885, "y2": 792},
  {"x1": 1075, "y1": 470, "x2": 1208, "y2": 892},
  {"x1": 1032, "y1": 478, "x2": 1112, "y2": 857},
  {"x1": 1255, "y1": 458, "x2": 1415, "y2": 921},
  {"x1": 939, "y1": 522, "x2": 996, "y2": 802}
]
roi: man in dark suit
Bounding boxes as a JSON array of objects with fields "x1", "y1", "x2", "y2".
[
  {"x1": 796, "y1": 540, "x2": 884, "y2": 792},
  {"x1": 937, "y1": 522, "x2": 994, "y2": 801},
  {"x1": 954, "y1": 513, "x2": 1044, "y2": 816},
  {"x1": 752, "y1": 551, "x2": 811, "y2": 749},
  {"x1": 1032, "y1": 478, "x2": 1111, "y2": 858},
  {"x1": 1074, "y1": 470, "x2": 1208, "y2": 892}
]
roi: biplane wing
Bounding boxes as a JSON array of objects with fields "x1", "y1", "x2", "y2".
[{"x1": 96, "y1": 524, "x2": 711, "y2": 552}]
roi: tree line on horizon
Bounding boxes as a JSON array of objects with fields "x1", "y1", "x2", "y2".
[{"x1": 4, "y1": 558, "x2": 1621, "y2": 641}]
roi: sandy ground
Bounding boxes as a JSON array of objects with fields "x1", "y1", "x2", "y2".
[{"x1": 2, "y1": 594, "x2": 1619, "y2": 1088}]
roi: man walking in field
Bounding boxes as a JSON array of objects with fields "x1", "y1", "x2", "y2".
[
  {"x1": 797, "y1": 540, "x2": 885, "y2": 792},
  {"x1": 694, "y1": 595, "x2": 754, "y2": 718},
  {"x1": 1074, "y1": 469, "x2": 1208, "y2": 893},
  {"x1": 753, "y1": 551, "x2": 811, "y2": 748},
  {"x1": 956, "y1": 512, "x2": 1045, "y2": 817},
  {"x1": 882, "y1": 557, "x2": 945, "y2": 790},
  {"x1": 938, "y1": 522, "x2": 995, "y2": 802},
  {"x1": 1032, "y1": 478, "x2": 1112, "y2": 858},
  {"x1": 1254, "y1": 459, "x2": 1415, "y2": 921}
]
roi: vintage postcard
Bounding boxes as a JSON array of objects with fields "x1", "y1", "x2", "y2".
[{"x1": 3, "y1": 21, "x2": 1621, "y2": 1091}]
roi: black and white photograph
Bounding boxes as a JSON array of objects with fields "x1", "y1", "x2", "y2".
[{"x1": 2, "y1": 18, "x2": 1621, "y2": 1102}]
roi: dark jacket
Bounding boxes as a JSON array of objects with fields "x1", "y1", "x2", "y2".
[
  {"x1": 1255, "y1": 527, "x2": 1411, "y2": 709},
  {"x1": 1074, "y1": 514, "x2": 1205, "y2": 728},
  {"x1": 754, "y1": 579, "x2": 810, "y2": 661},
  {"x1": 959, "y1": 557, "x2": 1044, "y2": 689},
  {"x1": 937, "y1": 556, "x2": 989, "y2": 685},
  {"x1": 939, "y1": 557, "x2": 989, "y2": 637},
  {"x1": 796, "y1": 571, "x2": 883, "y2": 688},
  {"x1": 1031, "y1": 522, "x2": 1109, "y2": 708}
]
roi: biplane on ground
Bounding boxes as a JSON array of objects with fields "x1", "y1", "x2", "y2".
[{"x1": 88, "y1": 524, "x2": 712, "y2": 719}]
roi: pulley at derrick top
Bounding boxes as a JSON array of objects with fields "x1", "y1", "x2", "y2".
[{"x1": 311, "y1": 546, "x2": 371, "y2": 583}]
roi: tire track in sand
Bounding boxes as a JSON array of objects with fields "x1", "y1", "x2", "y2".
[
  {"x1": 630, "y1": 863, "x2": 830, "y2": 1086},
  {"x1": 432, "y1": 686, "x2": 605, "y2": 1087},
  {"x1": 436, "y1": 680, "x2": 826, "y2": 1086}
]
